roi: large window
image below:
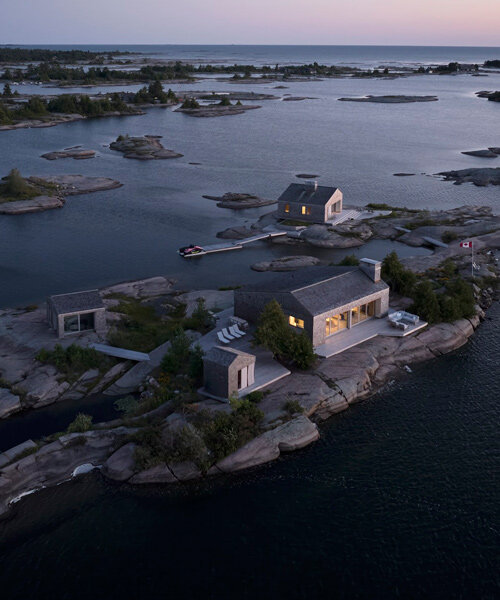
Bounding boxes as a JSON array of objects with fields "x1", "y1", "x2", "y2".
[
  {"x1": 325, "y1": 312, "x2": 348, "y2": 336},
  {"x1": 64, "y1": 312, "x2": 95, "y2": 334},
  {"x1": 351, "y1": 301, "x2": 375, "y2": 326},
  {"x1": 301, "y1": 206, "x2": 312, "y2": 216},
  {"x1": 289, "y1": 315, "x2": 304, "y2": 329}
]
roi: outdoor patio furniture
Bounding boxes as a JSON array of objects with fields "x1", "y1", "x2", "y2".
[
  {"x1": 217, "y1": 331, "x2": 231, "y2": 344},
  {"x1": 222, "y1": 327, "x2": 237, "y2": 341},
  {"x1": 228, "y1": 325, "x2": 245, "y2": 338},
  {"x1": 400, "y1": 311, "x2": 419, "y2": 325},
  {"x1": 230, "y1": 324, "x2": 246, "y2": 337}
]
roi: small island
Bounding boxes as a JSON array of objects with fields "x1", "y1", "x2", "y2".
[
  {"x1": 338, "y1": 95, "x2": 438, "y2": 103},
  {"x1": 110, "y1": 135, "x2": 183, "y2": 160},
  {"x1": 0, "y1": 169, "x2": 122, "y2": 214},
  {"x1": 437, "y1": 167, "x2": 500, "y2": 186},
  {"x1": 461, "y1": 149, "x2": 499, "y2": 158},
  {"x1": 41, "y1": 148, "x2": 96, "y2": 160},
  {"x1": 175, "y1": 97, "x2": 261, "y2": 117},
  {"x1": 203, "y1": 192, "x2": 276, "y2": 209}
]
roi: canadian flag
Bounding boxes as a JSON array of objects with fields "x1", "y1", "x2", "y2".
[{"x1": 460, "y1": 241, "x2": 472, "y2": 248}]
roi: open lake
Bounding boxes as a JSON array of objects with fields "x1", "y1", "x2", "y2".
[
  {"x1": 0, "y1": 45, "x2": 499, "y2": 599},
  {"x1": 0, "y1": 45, "x2": 499, "y2": 308}
]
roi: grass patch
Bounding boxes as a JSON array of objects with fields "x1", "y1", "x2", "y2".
[{"x1": 218, "y1": 285, "x2": 241, "y2": 291}]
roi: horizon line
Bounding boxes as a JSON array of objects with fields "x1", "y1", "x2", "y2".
[{"x1": 2, "y1": 43, "x2": 500, "y2": 49}]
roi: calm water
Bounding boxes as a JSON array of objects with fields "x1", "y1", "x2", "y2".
[
  {"x1": 0, "y1": 303, "x2": 498, "y2": 600},
  {"x1": 0, "y1": 45, "x2": 499, "y2": 308}
]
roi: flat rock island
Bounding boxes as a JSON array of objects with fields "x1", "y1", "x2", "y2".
[
  {"x1": 109, "y1": 135, "x2": 183, "y2": 160},
  {"x1": 338, "y1": 95, "x2": 438, "y2": 103}
]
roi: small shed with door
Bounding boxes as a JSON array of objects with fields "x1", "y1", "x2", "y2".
[
  {"x1": 203, "y1": 346, "x2": 256, "y2": 400},
  {"x1": 47, "y1": 290, "x2": 106, "y2": 338}
]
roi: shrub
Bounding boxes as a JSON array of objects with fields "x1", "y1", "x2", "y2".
[
  {"x1": 114, "y1": 395, "x2": 140, "y2": 416},
  {"x1": 337, "y1": 254, "x2": 359, "y2": 266},
  {"x1": 254, "y1": 300, "x2": 315, "y2": 369},
  {"x1": 442, "y1": 231, "x2": 458, "y2": 243},
  {"x1": 183, "y1": 298, "x2": 214, "y2": 332},
  {"x1": 246, "y1": 390, "x2": 264, "y2": 403},
  {"x1": 181, "y1": 97, "x2": 200, "y2": 109},
  {"x1": 201, "y1": 399, "x2": 264, "y2": 461},
  {"x1": 283, "y1": 399, "x2": 303, "y2": 415},
  {"x1": 382, "y1": 251, "x2": 417, "y2": 296},
  {"x1": 161, "y1": 328, "x2": 192, "y2": 375},
  {"x1": 67, "y1": 413, "x2": 93, "y2": 433},
  {"x1": 411, "y1": 280, "x2": 441, "y2": 324},
  {"x1": 218, "y1": 96, "x2": 231, "y2": 106},
  {"x1": 163, "y1": 426, "x2": 209, "y2": 471},
  {"x1": 36, "y1": 344, "x2": 105, "y2": 382}
]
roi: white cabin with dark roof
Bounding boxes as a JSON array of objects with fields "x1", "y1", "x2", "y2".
[{"x1": 277, "y1": 182, "x2": 343, "y2": 224}]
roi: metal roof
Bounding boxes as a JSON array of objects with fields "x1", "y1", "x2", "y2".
[
  {"x1": 48, "y1": 290, "x2": 105, "y2": 315},
  {"x1": 277, "y1": 183, "x2": 339, "y2": 206},
  {"x1": 204, "y1": 346, "x2": 255, "y2": 367}
]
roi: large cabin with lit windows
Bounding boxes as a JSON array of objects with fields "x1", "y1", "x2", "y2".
[
  {"x1": 277, "y1": 182, "x2": 343, "y2": 224},
  {"x1": 234, "y1": 259, "x2": 389, "y2": 347}
]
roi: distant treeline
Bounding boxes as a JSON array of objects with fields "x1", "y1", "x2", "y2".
[
  {"x1": 0, "y1": 62, "x2": 192, "y2": 83},
  {"x1": 0, "y1": 47, "x2": 130, "y2": 63},
  {"x1": 0, "y1": 92, "x2": 136, "y2": 125}
]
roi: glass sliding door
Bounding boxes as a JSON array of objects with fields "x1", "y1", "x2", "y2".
[{"x1": 63, "y1": 312, "x2": 95, "y2": 334}]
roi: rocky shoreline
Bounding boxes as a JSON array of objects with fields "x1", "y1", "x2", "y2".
[
  {"x1": 109, "y1": 135, "x2": 183, "y2": 160},
  {"x1": 338, "y1": 95, "x2": 438, "y2": 103},
  {"x1": 0, "y1": 206, "x2": 498, "y2": 520},
  {"x1": 203, "y1": 192, "x2": 276, "y2": 209},
  {"x1": 0, "y1": 175, "x2": 122, "y2": 215}
]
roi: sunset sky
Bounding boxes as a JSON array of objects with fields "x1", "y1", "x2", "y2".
[{"x1": 1, "y1": 0, "x2": 499, "y2": 45}]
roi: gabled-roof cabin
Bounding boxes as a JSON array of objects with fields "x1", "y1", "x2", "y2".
[
  {"x1": 277, "y1": 182, "x2": 343, "y2": 224},
  {"x1": 234, "y1": 259, "x2": 389, "y2": 347},
  {"x1": 47, "y1": 290, "x2": 106, "y2": 338}
]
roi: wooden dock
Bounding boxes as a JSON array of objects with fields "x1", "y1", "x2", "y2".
[{"x1": 182, "y1": 231, "x2": 287, "y2": 258}]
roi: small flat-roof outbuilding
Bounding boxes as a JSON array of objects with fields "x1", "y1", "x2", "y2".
[
  {"x1": 203, "y1": 346, "x2": 256, "y2": 400},
  {"x1": 47, "y1": 290, "x2": 106, "y2": 338},
  {"x1": 277, "y1": 182, "x2": 343, "y2": 224}
]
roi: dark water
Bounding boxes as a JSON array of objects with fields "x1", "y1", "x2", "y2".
[
  {"x1": 0, "y1": 392, "x2": 128, "y2": 453},
  {"x1": 0, "y1": 303, "x2": 498, "y2": 600},
  {"x1": 9, "y1": 44, "x2": 500, "y2": 67},
  {"x1": 1, "y1": 60, "x2": 499, "y2": 307}
]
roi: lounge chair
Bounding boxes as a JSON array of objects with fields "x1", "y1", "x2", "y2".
[
  {"x1": 228, "y1": 325, "x2": 244, "y2": 338},
  {"x1": 217, "y1": 331, "x2": 231, "y2": 344},
  {"x1": 222, "y1": 327, "x2": 236, "y2": 341},
  {"x1": 231, "y1": 323, "x2": 246, "y2": 336}
]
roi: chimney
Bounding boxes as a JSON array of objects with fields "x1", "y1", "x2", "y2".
[{"x1": 359, "y1": 258, "x2": 381, "y2": 282}]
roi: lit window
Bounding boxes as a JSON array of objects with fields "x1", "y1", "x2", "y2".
[
  {"x1": 284, "y1": 204, "x2": 290, "y2": 213},
  {"x1": 301, "y1": 206, "x2": 311, "y2": 215},
  {"x1": 289, "y1": 315, "x2": 304, "y2": 329}
]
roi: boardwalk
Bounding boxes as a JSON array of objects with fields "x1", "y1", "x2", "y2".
[{"x1": 182, "y1": 230, "x2": 287, "y2": 258}]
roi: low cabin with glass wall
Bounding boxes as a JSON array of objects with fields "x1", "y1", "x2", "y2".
[
  {"x1": 277, "y1": 182, "x2": 343, "y2": 224},
  {"x1": 47, "y1": 290, "x2": 106, "y2": 338},
  {"x1": 234, "y1": 259, "x2": 389, "y2": 348}
]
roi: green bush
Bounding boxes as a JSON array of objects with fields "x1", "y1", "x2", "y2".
[
  {"x1": 201, "y1": 399, "x2": 264, "y2": 461},
  {"x1": 67, "y1": 413, "x2": 93, "y2": 433},
  {"x1": 246, "y1": 390, "x2": 264, "y2": 403},
  {"x1": 411, "y1": 280, "x2": 441, "y2": 323},
  {"x1": 161, "y1": 328, "x2": 192, "y2": 375},
  {"x1": 181, "y1": 97, "x2": 200, "y2": 109},
  {"x1": 442, "y1": 230, "x2": 458, "y2": 243},
  {"x1": 382, "y1": 252, "x2": 417, "y2": 296},
  {"x1": 336, "y1": 254, "x2": 359, "y2": 266},
  {"x1": 36, "y1": 344, "x2": 105, "y2": 382},
  {"x1": 283, "y1": 399, "x2": 303, "y2": 415},
  {"x1": 114, "y1": 395, "x2": 140, "y2": 416},
  {"x1": 253, "y1": 300, "x2": 315, "y2": 369}
]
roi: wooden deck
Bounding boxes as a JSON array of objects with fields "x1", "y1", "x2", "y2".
[{"x1": 315, "y1": 315, "x2": 428, "y2": 358}]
